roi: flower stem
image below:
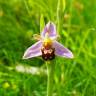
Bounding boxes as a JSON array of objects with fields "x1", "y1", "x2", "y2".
[{"x1": 46, "y1": 61, "x2": 55, "y2": 96}]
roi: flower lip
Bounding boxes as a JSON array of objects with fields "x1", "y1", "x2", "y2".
[{"x1": 41, "y1": 46, "x2": 55, "y2": 60}]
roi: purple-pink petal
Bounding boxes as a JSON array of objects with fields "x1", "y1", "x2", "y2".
[
  {"x1": 41, "y1": 22, "x2": 57, "y2": 38},
  {"x1": 53, "y1": 41, "x2": 74, "y2": 58},
  {"x1": 23, "y1": 41, "x2": 42, "y2": 59}
]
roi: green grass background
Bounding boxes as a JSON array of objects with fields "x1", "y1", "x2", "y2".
[{"x1": 0, "y1": 0, "x2": 96, "y2": 96}]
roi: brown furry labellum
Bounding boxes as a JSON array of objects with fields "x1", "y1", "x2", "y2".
[{"x1": 41, "y1": 46, "x2": 55, "y2": 61}]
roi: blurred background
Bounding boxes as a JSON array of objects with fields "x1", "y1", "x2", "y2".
[{"x1": 0, "y1": 0, "x2": 96, "y2": 96}]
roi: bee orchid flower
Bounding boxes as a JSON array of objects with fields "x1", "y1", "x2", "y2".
[{"x1": 23, "y1": 22, "x2": 74, "y2": 60}]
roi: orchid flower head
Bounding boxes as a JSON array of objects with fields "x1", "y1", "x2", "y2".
[{"x1": 23, "y1": 21, "x2": 74, "y2": 60}]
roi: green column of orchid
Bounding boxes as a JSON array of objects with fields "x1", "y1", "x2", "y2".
[{"x1": 46, "y1": 61, "x2": 55, "y2": 96}]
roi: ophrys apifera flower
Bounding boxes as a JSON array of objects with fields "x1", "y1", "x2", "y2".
[{"x1": 23, "y1": 22, "x2": 73, "y2": 60}]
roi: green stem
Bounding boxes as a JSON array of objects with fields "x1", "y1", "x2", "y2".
[{"x1": 46, "y1": 61, "x2": 55, "y2": 96}]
